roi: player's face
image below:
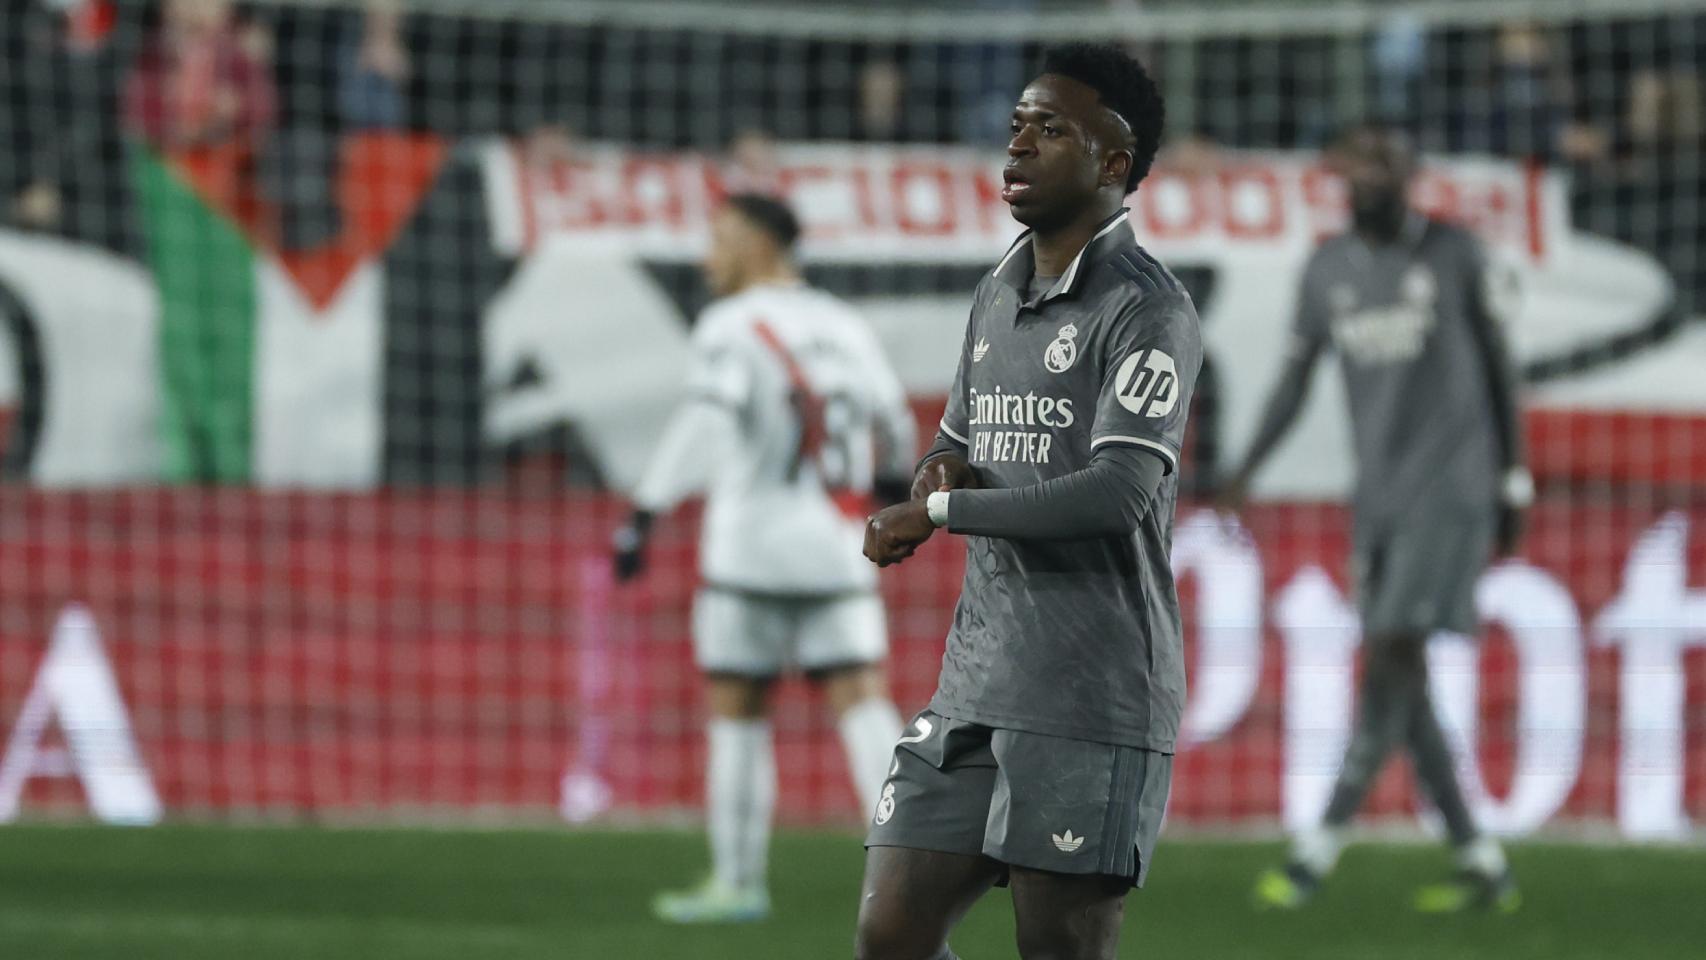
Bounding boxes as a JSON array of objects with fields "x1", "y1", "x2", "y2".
[
  {"x1": 1333, "y1": 129, "x2": 1416, "y2": 229},
  {"x1": 704, "y1": 207, "x2": 760, "y2": 298},
  {"x1": 1004, "y1": 74, "x2": 1129, "y2": 231}
]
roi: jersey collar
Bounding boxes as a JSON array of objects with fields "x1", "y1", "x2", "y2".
[{"x1": 992, "y1": 208, "x2": 1134, "y2": 304}]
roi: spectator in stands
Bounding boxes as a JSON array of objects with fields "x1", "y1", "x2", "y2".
[
  {"x1": 1371, "y1": 11, "x2": 1427, "y2": 128},
  {"x1": 946, "y1": 0, "x2": 1034, "y2": 144},
  {"x1": 1622, "y1": 68, "x2": 1706, "y2": 314},
  {"x1": 124, "y1": 0, "x2": 275, "y2": 152},
  {"x1": 1458, "y1": 20, "x2": 1606, "y2": 167},
  {"x1": 855, "y1": 59, "x2": 905, "y2": 142},
  {"x1": 0, "y1": 0, "x2": 137, "y2": 254},
  {"x1": 723, "y1": 128, "x2": 782, "y2": 196},
  {"x1": 339, "y1": 0, "x2": 409, "y2": 131}
]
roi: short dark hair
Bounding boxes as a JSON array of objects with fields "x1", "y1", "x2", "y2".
[
  {"x1": 724, "y1": 193, "x2": 801, "y2": 252},
  {"x1": 1039, "y1": 43, "x2": 1165, "y2": 193}
]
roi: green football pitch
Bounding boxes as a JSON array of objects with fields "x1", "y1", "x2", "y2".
[{"x1": 1, "y1": 824, "x2": 1702, "y2": 959}]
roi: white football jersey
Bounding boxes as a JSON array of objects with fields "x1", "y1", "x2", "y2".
[{"x1": 641, "y1": 281, "x2": 915, "y2": 594}]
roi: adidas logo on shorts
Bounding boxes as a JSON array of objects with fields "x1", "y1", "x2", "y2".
[{"x1": 1051, "y1": 829, "x2": 1084, "y2": 853}]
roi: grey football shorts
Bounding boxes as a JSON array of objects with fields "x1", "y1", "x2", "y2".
[
  {"x1": 864, "y1": 710, "x2": 1172, "y2": 887},
  {"x1": 1354, "y1": 507, "x2": 1494, "y2": 638}
]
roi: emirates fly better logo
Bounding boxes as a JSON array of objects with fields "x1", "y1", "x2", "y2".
[{"x1": 1113, "y1": 349, "x2": 1179, "y2": 418}]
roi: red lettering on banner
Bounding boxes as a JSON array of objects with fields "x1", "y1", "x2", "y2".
[
  {"x1": 1219, "y1": 165, "x2": 1285, "y2": 241},
  {"x1": 499, "y1": 145, "x2": 1554, "y2": 263},
  {"x1": 971, "y1": 167, "x2": 1008, "y2": 233},
  {"x1": 1412, "y1": 172, "x2": 1462, "y2": 227},
  {"x1": 1299, "y1": 164, "x2": 1345, "y2": 242},
  {"x1": 778, "y1": 165, "x2": 842, "y2": 240},
  {"x1": 618, "y1": 157, "x2": 686, "y2": 228},
  {"x1": 1525, "y1": 162, "x2": 1547, "y2": 260},
  {"x1": 851, "y1": 164, "x2": 879, "y2": 236},
  {"x1": 891, "y1": 162, "x2": 957, "y2": 236},
  {"x1": 1139, "y1": 170, "x2": 1210, "y2": 240},
  {"x1": 530, "y1": 159, "x2": 609, "y2": 231},
  {"x1": 699, "y1": 155, "x2": 731, "y2": 206}
]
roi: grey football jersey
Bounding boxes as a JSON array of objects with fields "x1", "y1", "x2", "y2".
[
  {"x1": 928, "y1": 209, "x2": 1203, "y2": 752},
  {"x1": 1294, "y1": 216, "x2": 1508, "y2": 523}
]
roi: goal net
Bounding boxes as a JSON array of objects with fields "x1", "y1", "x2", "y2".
[{"x1": 0, "y1": 0, "x2": 1702, "y2": 838}]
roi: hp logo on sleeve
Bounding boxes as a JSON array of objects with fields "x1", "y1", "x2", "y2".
[{"x1": 1114, "y1": 349, "x2": 1179, "y2": 418}]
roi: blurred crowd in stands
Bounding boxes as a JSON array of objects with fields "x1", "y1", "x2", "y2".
[{"x1": 1, "y1": 0, "x2": 1701, "y2": 310}]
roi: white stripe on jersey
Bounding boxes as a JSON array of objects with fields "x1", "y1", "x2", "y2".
[
  {"x1": 1091, "y1": 434, "x2": 1178, "y2": 469},
  {"x1": 689, "y1": 282, "x2": 912, "y2": 594}
]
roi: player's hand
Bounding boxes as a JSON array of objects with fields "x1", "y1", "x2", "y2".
[
  {"x1": 1213, "y1": 472, "x2": 1250, "y2": 516},
  {"x1": 611, "y1": 510, "x2": 655, "y2": 582},
  {"x1": 873, "y1": 473, "x2": 912, "y2": 506},
  {"x1": 911, "y1": 454, "x2": 977, "y2": 501},
  {"x1": 1496, "y1": 503, "x2": 1527, "y2": 557},
  {"x1": 864, "y1": 500, "x2": 936, "y2": 567}
]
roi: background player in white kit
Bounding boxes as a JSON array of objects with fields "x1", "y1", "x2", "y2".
[{"x1": 612, "y1": 194, "x2": 915, "y2": 924}]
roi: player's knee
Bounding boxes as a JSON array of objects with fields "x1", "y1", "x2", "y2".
[
  {"x1": 1015, "y1": 918, "x2": 1111, "y2": 960},
  {"x1": 853, "y1": 901, "x2": 944, "y2": 960}
]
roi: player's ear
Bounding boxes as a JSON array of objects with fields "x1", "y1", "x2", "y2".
[{"x1": 1102, "y1": 148, "x2": 1133, "y2": 189}]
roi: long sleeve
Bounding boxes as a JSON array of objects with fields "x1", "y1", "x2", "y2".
[
  {"x1": 1235, "y1": 333, "x2": 1323, "y2": 480},
  {"x1": 858, "y1": 326, "x2": 918, "y2": 484},
  {"x1": 1233, "y1": 265, "x2": 1329, "y2": 480},
  {"x1": 1465, "y1": 245, "x2": 1527, "y2": 471},
  {"x1": 630, "y1": 399, "x2": 738, "y2": 514},
  {"x1": 946, "y1": 444, "x2": 1167, "y2": 541}
]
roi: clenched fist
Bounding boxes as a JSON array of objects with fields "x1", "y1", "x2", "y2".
[{"x1": 864, "y1": 500, "x2": 938, "y2": 567}]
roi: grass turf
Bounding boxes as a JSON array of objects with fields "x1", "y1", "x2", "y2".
[{"x1": 0, "y1": 824, "x2": 1702, "y2": 959}]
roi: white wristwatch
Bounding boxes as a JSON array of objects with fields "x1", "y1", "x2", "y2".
[
  {"x1": 1502, "y1": 466, "x2": 1535, "y2": 509},
  {"x1": 926, "y1": 490, "x2": 951, "y2": 527}
]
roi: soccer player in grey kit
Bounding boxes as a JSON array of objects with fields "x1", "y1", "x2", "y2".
[
  {"x1": 1222, "y1": 124, "x2": 1530, "y2": 913},
  {"x1": 855, "y1": 43, "x2": 1201, "y2": 960}
]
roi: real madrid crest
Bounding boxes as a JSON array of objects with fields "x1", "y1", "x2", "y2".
[{"x1": 1044, "y1": 323, "x2": 1079, "y2": 373}]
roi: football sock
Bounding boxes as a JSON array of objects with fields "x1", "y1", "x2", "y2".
[
  {"x1": 706, "y1": 717, "x2": 776, "y2": 891},
  {"x1": 837, "y1": 697, "x2": 904, "y2": 816},
  {"x1": 1291, "y1": 825, "x2": 1346, "y2": 877},
  {"x1": 1457, "y1": 835, "x2": 1508, "y2": 878}
]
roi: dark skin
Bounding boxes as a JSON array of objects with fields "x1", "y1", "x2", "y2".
[
  {"x1": 855, "y1": 73, "x2": 1141, "y2": 960},
  {"x1": 863, "y1": 73, "x2": 1136, "y2": 570},
  {"x1": 1216, "y1": 127, "x2": 1527, "y2": 555}
]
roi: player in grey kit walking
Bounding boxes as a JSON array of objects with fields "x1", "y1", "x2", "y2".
[
  {"x1": 1221, "y1": 124, "x2": 1530, "y2": 913},
  {"x1": 854, "y1": 43, "x2": 1201, "y2": 960}
]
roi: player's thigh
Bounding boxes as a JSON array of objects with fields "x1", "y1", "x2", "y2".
[
  {"x1": 814, "y1": 661, "x2": 890, "y2": 715},
  {"x1": 1009, "y1": 867, "x2": 1131, "y2": 960},
  {"x1": 855, "y1": 845, "x2": 1003, "y2": 960},
  {"x1": 859, "y1": 714, "x2": 1003, "y2": 958},
  {"x1": 704, "y1": 673, "x2": 776, "y2": 720},
  {"x1": 691, "y1": 589, "x2": 791, "y2": 676},
  {"x1": 794, "y1": 592, "x2": 888, "y2": 675}
]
